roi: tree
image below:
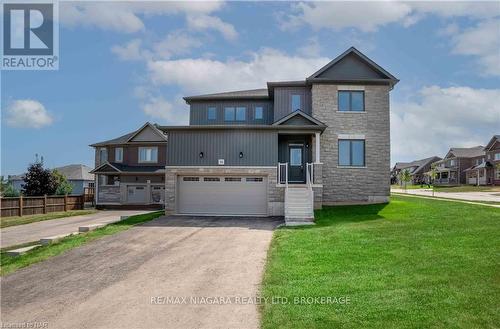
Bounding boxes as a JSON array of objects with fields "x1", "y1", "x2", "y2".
[
  {"x1": 400, "y1": 169, "x2": 412, "y2": 193},
  {"x1": 22, "y1": 162, "x2": 57, "y2": 196},
  {"x1": 53, "y1": 170, "x2": 73, "y2": 195},
  {"x1": 0, "y1": 176, "x2": 19, "y2": 197}
]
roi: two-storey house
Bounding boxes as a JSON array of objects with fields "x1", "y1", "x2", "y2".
[
  {"x1": 90, "y1": 47, "x2": 399, "y2": 223},
  {"x1": 433, "y1": 146, "x2": 485, "y2": 186},
  {"x1": 90, "y1": 123, "x2": 168, "y2": 209},
  {"x1": 391, "y1": 156, "x2": 441, "y2": 185},
  {"x1": 485, "y1": 135, "x2": 500, "y2": 185}
]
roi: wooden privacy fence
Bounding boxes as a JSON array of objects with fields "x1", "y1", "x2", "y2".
[{"x1": 0, "y1": 195, "x2": 85, "y2": 218}]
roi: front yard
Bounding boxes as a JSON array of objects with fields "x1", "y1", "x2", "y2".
[{"x1": 261, "y1": 195, "x2": 500, "y2": 328}]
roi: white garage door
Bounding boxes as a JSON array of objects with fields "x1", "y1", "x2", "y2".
[{"x1": 177, "y1": 176, "x2": 267, "y2": 216}]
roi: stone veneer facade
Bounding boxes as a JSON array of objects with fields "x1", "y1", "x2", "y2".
[
  {"x1": 312, "y1": 84, "x2": 391, "y2": 204},
  {"x1": 165, "y1": 167, "x2": 284, "y2": 215}
]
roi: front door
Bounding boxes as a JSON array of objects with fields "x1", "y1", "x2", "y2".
[{"x1": 289, "y1": 145, "x2": 305, "y2": 183}]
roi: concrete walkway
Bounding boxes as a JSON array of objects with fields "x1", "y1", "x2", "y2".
[
  {"x1": 1, "y1": 216, "x2": 282, "y2": 329},
  {"x1": 0, "y1": 210, "x2": 150, "y2": 248},
  {"x1": 391, "y1": 188, "x2": 500, "y2": 203}
]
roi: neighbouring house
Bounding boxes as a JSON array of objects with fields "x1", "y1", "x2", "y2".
[
  {"x1": 484, "y1": 135, "x2": 500, "y2": 185},
  {"x1": 8, "y1": 164, "x2": 94, "y2": 195},
  {"x1": 391, "y1": 156, "x2": 442, "y2": 185},
  {"x1": 432, "y1": 146, "x2": 485, "y2": 186},
  {"x1": 90, "y1": 47, "x2": 399, "y2": 222},
  {"x1": 90, "y1": 123, "x2": 168, "y2": 209}
]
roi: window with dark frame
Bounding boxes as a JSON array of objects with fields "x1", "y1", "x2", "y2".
[
  {"x1": 338, "y1": 91, "x2": 365, "y2": 112},
  {"x1": 236, "y1": 107, "x2": 246, "y2": 121},
  {"x1": 291, "y1": 94, "x2": 301, "y2": 111},
  {"x1": 207, "y1": 107, "x2": 216, "y2": 120},
  {"x1": 224, "y1": 107, "x2": 235, "y2": 121},
  {"x1": 254, "y1": 106, "x2": 263, "y2": 120},
  {"x1": 338, "y1": 139, "x2": 365, "y2": 166}
]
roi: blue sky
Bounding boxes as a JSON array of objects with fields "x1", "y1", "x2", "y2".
[{"x1": 2, "y1": 1, "x2": 499, "y2": 175}]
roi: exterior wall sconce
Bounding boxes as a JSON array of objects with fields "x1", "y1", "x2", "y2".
[
  {"x1": 199, "y1": 152, "x2": 204, "y2": 158},
  {"x1": 239, "y1": 152, "x2": 244, "y2": 158}
]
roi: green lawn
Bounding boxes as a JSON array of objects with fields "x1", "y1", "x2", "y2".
[
  {"x1": 0, "y1": 211, "x2": 164, "y2": 276},
  {"x1": 0, "y1": 210, "x2": 98, "y2": 228},
  {"x1": 261, "y1": 196, "x2": 500, "y2": 329},
  {"x1": 391, "y1": 184, "x2": 430, "y2": 190}
]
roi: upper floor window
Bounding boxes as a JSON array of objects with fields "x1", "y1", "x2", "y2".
[
  {"x1": 115, "y1": 147, "x2": 123, "y2": 163},
  {"x1": 338, "y1": 91, "x2": 364, "y2": 112},
  {"x1": 450, "y1": 159, "x2": 456, "y2": 166},
  {"x1": 207, "y1": 107, "x2": 216, "y2": 120},
  {"x1": 254, "y1": 106, "x2": 263, "y2": 120},
  {"x1": 495, "y1": 153, "x2": 500, "y2": 161},
  {"x1": 99, "y1": 148, "x2": 108, "y2": 163},
  {"x1": 236, "y1": 107, "x2": 246, "y2": 121},
  {"x1": 291, "y1": 94, "x2": 301, "y2": 111},
  {"x1": 338, "y1": 140, "x2": 365, "y2": 167},
  {"x1": 224, "y1": 107, "x2": 235, "y2": 121},
  {"x1": 138, "y1": 147, "x2": 158, "y2": 163}
]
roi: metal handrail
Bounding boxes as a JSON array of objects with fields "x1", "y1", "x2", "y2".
[
  {"x1": 278, "y1": 162, "x2": 288, "y2": 186},
  {"x1": 306, "y1": 163, "x2": 314, "y2": 210}
]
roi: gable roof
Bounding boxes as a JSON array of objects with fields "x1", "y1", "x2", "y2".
[
  {"x1": 184, "y1": 88, "x2": 269, "y2": 103},
  {"x1": 394, "y1": 156, "x2": 442, "y2": 175},
  {"x1": 126, "y1": 122, "x2": 167, "y2": 143},
  {"x1": 89, "y1": 162, "x2": 121, "y2": 174},
  {"x1": 272, "y1": 110, "x2": 326, "y2": 127},
  {"x1": 485, "y1": 135, "x2": 500, "y2": 151},
  {"x1": 90, "y1": 122, "x2": 166, "y2": 147},
  {"x1": 446, "y1": 146, "x2": 485, "y2": 159},
  {"x1": 307, "y1": 47, "x2": 399, "y2": 87},
  {"x1": 90, "y1": 162, "x2": 165, "y2": 174},
  {"x1": 54, "y1": 164, "x2": 94, "y2": 180}
]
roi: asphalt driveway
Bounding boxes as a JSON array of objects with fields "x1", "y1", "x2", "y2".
[
  {"x1": 0, "y1": 210, "x2": 150, "y2": 248},
  {"x1": 1, "y1": 216, "x2": 282, "y2": 329}
]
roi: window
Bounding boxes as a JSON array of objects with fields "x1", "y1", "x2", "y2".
[
  {"x1": 224, "y1": 107, "x2": 235, "y2": 121},
  {"x1": 236, "y1": 107, "x2": 246, "y2": 121},
  {"x1": 225, "y1": 177, "x2": 241, "y2": 182},
  {"x1": 338, "y1": 140, "x2": 365, "y2": 166},
  {"x1": 207, "y1": 107, "x2": 216, "y2": 120},
  {"x1": 183, "y1": 177, "x2": 199, "y2": 182},
  {"x1": 105, "y1": 175, "x2": 119, "y2": 186},
  {"x1": 338, "y1": 91, "x2": 365, "y2": 112},
  {"x1": 99, "y1": 148, "x2": 108, "y2": 163},
  {"x1": 115, "y1": 147, "x2": 123, "y2": 163},
  {"x1": 450, "y1": 159, "x2": 456, "y2": 166},
  {"x1": 246, "y1": 177, "x2": 263, "y2": 182},
  {"x1": 495, "y1": 153, "x2": 500, "y2": 161},
  {"x1": 290, "y1": 148, "x2": 302, "y2": 166},
  {"x1": 204, "y1": 177, "x2": 220, "y2": 182},
  {"x1": 291, "y1": 94, "x2": 301, "y2": 111},
  {"x1": 138, "y1": 147, "x2": 158, "y2": 163},
  {"x1": 254, "y1": 106, "x2": 263, "y2": 120}
]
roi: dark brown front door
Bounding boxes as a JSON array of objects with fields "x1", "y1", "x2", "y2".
[{"x1": 289, "y1": 145, "x2": 305, "y2": 183}]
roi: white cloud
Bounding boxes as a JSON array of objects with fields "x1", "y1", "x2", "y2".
[
  {"x1": 4, "y1": 100, "x2": 53, "y2": 128},
  {"x1": 147, "y1": 48, "x2": 329, "y2": 94},
  {"x1": 298, "y1": 37, "x2": 321, "y2": 57},
  {"x1": 281, "y1": 1, "x2": 500, "y2": 32},
  {"x1": 60, "y1": 1, "x2": 235, "y2": 39},
  {"x1": 141, "y1": 96, "x2": 188, "y2": 125},
  {"x1": 391, "y1": 86, "x2": 500, "y2": 163},
  {"x1": 153, "y1": 31, "x2": 203, "y2": 58},
  {"x1": 186, "y1": 14, "x2": 238, "y2": 40},
  {"x1": 111, "y1": 39, "x2": 145, "y2": 61},
  {"x1": 449, "y1": 19, "x2": 500, "y2": 76}
]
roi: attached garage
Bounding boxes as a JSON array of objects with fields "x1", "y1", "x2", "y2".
[{"x1": 177, "y1": 176, "x2": 268, "y2": 216}]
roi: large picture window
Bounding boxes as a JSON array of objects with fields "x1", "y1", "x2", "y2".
[
  {"x1": 338, "y1": 140, "x2": 365, "y2": 166},
  {"x1": 338, "y1": 91, "x2": 365, "y2": 112},
  {"x1": 138, "y1": 147, "x2": 158, "y2": 163}
]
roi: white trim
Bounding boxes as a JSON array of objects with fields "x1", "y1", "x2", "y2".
[
  {"x1": 337, "y1": 134, "x2": 365, "y2": 139},
  {"x1": 336, "y1": 111, "x2": 366, "y2": 114},
  {"x1": 138, "y1": 146, "x2": 158, "y2": 163},
  {"x1": 337, "y1": 85, "x2": 365, "y2": 91},
  {"x1": 315, "y1": 132, "x2": 321, "y2": 163}
]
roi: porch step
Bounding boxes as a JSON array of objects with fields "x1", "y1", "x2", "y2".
[{"x1": 285, "y1": 187, "x2": 314, "y2": 226}]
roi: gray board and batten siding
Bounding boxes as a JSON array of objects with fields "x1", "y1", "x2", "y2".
[
  {"x1": 166, "y1": 129, "x2": 278, "y2": 166},
  {"x1": 189, "y1": 100, "x2": 274, "y2": 125}
]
